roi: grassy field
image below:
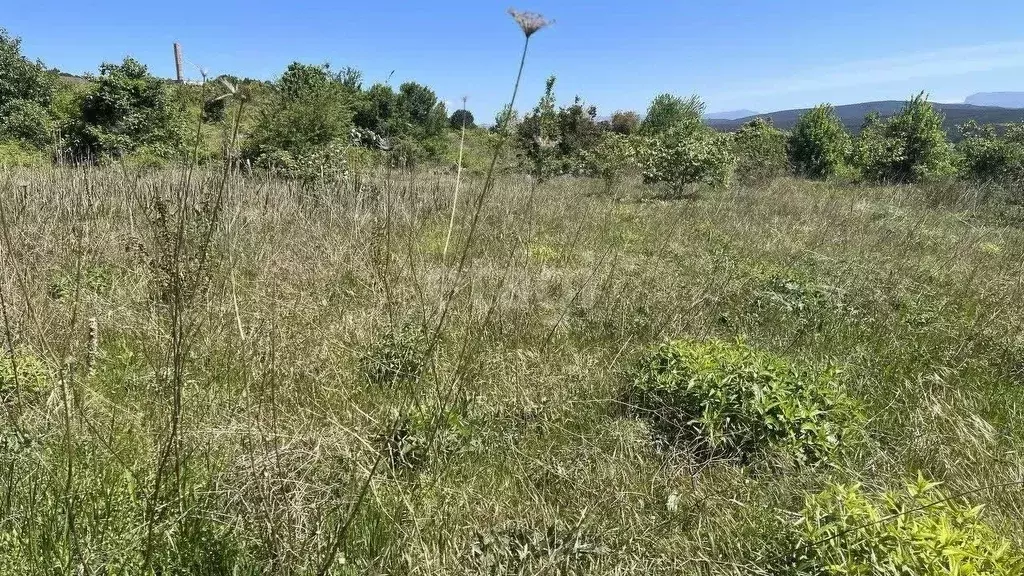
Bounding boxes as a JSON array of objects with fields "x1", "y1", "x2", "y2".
[{"x1": 1, "y1": 167, "x2": 1024, "y2": 574}]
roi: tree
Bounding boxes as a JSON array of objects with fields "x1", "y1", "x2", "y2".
[
  {"x1": 732, "y1": 118, "x2": 788, "y2": 185},
  {"x1": 788, "y1": 104, "x2": 851, "y2": 179},
  {"x1": 852, "y1": 93, "x2": 954, "y2": 183},
  {"x1": 640, "y1": 93, "x2": 704, "y2": 135},
  {"x1": 243, "y1": 62, "x2": 355, "y2": 177},
  {"x1": 77, "y1": 57, "x2": 179, "y2": 159},
  {"x1": 610, "y1": 110, "x2": 640, "y2": 135},
  {"x1": 0, "y1": 28, "x2": 57, "y2": 149},
  {"x1": 0, "y1": 28, "x2": 55, "y2": 110},
  {"x1": 449, "y1": 109, "x2": 475, "y2": 130},
  {"x1": 956, "y1": 120, "x2": 1024, "y2": 192},
  {"x1": 641, "y1": 123, "x2": 735, "y2": 194}
]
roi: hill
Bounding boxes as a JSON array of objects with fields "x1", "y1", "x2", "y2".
[
  {"x1": 705, "y1": 109, "x2": 759, "y2": 120},
  {"x1": 708, "y1": 101, "x2": 1024, "y2": 135},
  {"x1": 965, "y1": 92, "x2": 1024, "y2": 108}
]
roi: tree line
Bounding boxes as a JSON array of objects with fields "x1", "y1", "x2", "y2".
[{"x1": 2, "y1": 27, "x2": 1023, "y2": 198}]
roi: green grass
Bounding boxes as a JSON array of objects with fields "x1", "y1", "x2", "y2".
[{"x1": 1, "y1": 167, "x2": 1023, "y2": 574}]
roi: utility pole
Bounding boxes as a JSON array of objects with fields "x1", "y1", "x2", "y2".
[{"x1": 173, "y1": 42, "x2": 184, "y2": 83}]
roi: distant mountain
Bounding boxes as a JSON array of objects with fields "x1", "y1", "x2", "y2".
[
  {"x1": 705, "y1": 109, "x2": 759, "y2": 120},
  {"x1": 707, "y1": 101, "x2": 1024, "y2": 136},
  {"x1": 965, "y1": 92, "x2": 1024, "y2": 109}
]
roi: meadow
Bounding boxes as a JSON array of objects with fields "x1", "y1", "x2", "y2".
[{"x1": 2, "y1": 164, "x2": 1024, "y2": 574}]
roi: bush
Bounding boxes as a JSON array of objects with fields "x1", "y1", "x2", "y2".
[
  {"x1": 0, "y1": 28, "x2": 56, "y2": 111},
  {"x1": 853, "y1": 93, "x2": 954, "y2": 184},
  {"x1": 573, "y1": 132, "x2": 637, "y2": 189},
  {"x1": 449, "y1": 109, "x2": 475, "y2": 130},
  {"x1": 359, "y1": 325, "x2": 427, "y2": 388},
  {"x1": 0, "y1": 348, "x2": 50, "y2": 400},
  {"x1": 609, "y1": 110, "x2": 641, "y2": 135},
  {"x1": 789, "y1": 104, "x2": 851, "y2": 180},
  {"x1": 0, "y1": 141, "x2": 48, "y2": 166},
  {"x1": 77, "y1": 58, "x2": 180, "y2": 160},
  {"x1": 639, "y1": 123, "x2": 735, "y2": 194},
  {"x1": 957, "y1": 121, "x2": 1024, "y2": 195},
  {"x1": 640, "y1": 93, "x2": 704, "y2": 136},
  {"x1": 776, "y1": 476, "x2": 1024, "y2": 575},
  {"x1": 0, "y1": 99, "x2": 52, "y2": 148},
  {"x1": 244, "y1": 62, "x2": 355, "y2": 176},
  {"x1": 625, "y1": 339, "x2": 860, "y2": 466},
  {"x1": 733, "y1": 117, "x2": 789, "y2": 185}
]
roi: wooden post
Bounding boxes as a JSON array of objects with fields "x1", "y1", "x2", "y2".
[{"x1": 173, "y1": 42, "x2": 184, "y2": 83}]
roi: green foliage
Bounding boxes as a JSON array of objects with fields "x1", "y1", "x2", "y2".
[
  {"x1": 777, "y1": 477, "x2": 1024, "y2": 575},
  {"x1": 517, "y1": 75, "x2": 561, "y2": 179},
  {"x1": 574, "y1": 132, "x2": 637, "y2": 187},
  {"x1": 0, "y1": 28, "x2": 56, "y2": 111},
  {"x1": 957, "y1": 121, "x2": 1024, "y2": 195},
  {"x1": 244, "y1": 62, "x2": 354, "y2": 176},
  {"x1": 359, "y1": 325, "x2": 428, "y2": 388},
  {"x1": 610, "y1": 110, "x2": 641, "y2": 135},
  {"x1": 0, "y1": 99, "x2": 52, "y2": 148},
  {"x1": 788, "y1": 104, "x2": 852, "y2": 179},
  {"x1": 0, "y1": 349, "x2": 50, "y2": 399},
  {"x1": 640, "y1": 93, "x2": 704, "y2": 136},
  {"x1": 626, "y1": 339, "x2": 861, "y2": 466},
  {"x1": 733, "y1": 117, "x2": 789, "y2": 185},
  {"x1": 449, "y1": 108, "x2": 475, "y2": 130},
  {"x1": 639, "y1": 122, "x2": 735, "y2": 194},
  {"x1": 853, "y1": 93, "x2": 954, "y2": 184},
  {"x1": 351, "y1": 81, "x2": 449, "y2": 164},
  {"x1": 77, "y1": 58, "x2": 179, "y2": 160},
  {"x1": 0, "y1": 141, "x2": 47, "y2": 166}
]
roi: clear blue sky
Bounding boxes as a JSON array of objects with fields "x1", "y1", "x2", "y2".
[{"x1": 7, "y1": 1, "x2": 1024, "y2": 118}]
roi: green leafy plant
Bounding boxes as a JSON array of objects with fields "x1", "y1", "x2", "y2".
[
  {"x1": 639, "y1": 123, "x2": 735, "y2": 194},
  {"x1": 788, "y1": 104, "x2": 852, "y2": 180},
  {"x1": 609, "y1": 110, "x2": 641, "y2": 135},
  {"x1": 449, "y1": 108, "x2": 475, "y2": 130},
  {"x1": 776, "y1": 476, "x2": 1024, "y2": 575},
  {"x1": 359, "y1": 324, "x2": 428, "y2": 388},
  {"x1": 852, "y1": 93, "x2": 954, "y2": 184},
  {"x1": 0, "y1": 348, "x2": 50, "y2": 400},
  {"x1": 625, "y1": 339, "x2": 861, "y2": 466},
  {"x1": 957, "y1": 120, "x2": 1024, "y2": 198},
  {"x1": 733, "y1": 117, "x2": 789, "y2": 185},
  {"x1": 640, "y1": 93, "x2": 704, "y2": 136}
]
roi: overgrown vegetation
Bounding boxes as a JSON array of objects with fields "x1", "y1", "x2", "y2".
[{"x1": 3, "y1": 11, "x2": 1024, "y2": 576}]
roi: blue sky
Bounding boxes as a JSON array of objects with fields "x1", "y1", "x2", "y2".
[{"x1": 7, "y1": 1, "x2": 1024, "y2": 118}]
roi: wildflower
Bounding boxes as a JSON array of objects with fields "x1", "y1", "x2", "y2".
[{"x1": 508, "y1": 8, "x2": 552, "y2": 38}]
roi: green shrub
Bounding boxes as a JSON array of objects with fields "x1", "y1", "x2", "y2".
[
  {"x1": 776, "y1": 476, "x2": 1024, "y2": 575},
  {"x1": 0, "y1": 141, "x2": 47, "y2": 166},
  {"x1": 853, "y1": 93, "x2": 954, "y2": 184},
  {"x1": 625, "y1": 339, "x2": 860, "y2": 466},
  {"x1": 573, "y1": 132, "x2": 637, "y2": 190},
  {"x1": 449, "y1": 108, "x2": 475, "y2": 130},
  {"x1": 733, "y1": 117, "x2": 789, "y2": 185},
  {"x1": 0, "y1": 28, "x2": 56, "y2": 112},
  {"x1": 0, "y1": 349, "x2": 50, "y2": 399},
  {"x1": 789, "y1": 104, "x2": 851, "y2": 180},
  {"x1": 76, "y1": 58, "x2": 181, "y2": 160},
  {"x1": 640, "y1": 93, "x2": 704, "y2": 136},
  {"x1": 359, "y1": 325, "x2": 428, "y2": 387},
  {"x1": 0, "y1": 99, "x2": 52, "y2": 148},
  {"x1": 957, "y1": 121, "x2": 1024, "y2": 196},
  {"x1": 639, "y1": 124, "x2": 735, "y2": 194},
  {"x1": 609, "y1": 110, "x2": 641, "y2": 135}
]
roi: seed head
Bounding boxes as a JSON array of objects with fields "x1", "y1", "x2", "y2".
[{"x1": 508, "y1": 8, "x2": 552, "y2": 38}]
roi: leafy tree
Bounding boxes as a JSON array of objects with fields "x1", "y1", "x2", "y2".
[
  {"x1": 640, "y1": 121, "x2": 735, "y2": 194},
  {"x1": 517, "y1": 75, "x2": 560, "y2": 179},
  {"x1": 555, "y1": 96, "x2": 603, "y2": 160},
  {"x1": 957, "y1": 120, "x2": 1024, "y2": 192},
  {"x1": 449, "y1": 109, "x2": 475, "y2": 130},
  {"x1": 77, "y1": 57, "x2": 179, "y2": 159},
  {"x1": 732, "y1": 117, "x2": 788, "y2": 185},
  {"x1": 640, "y1": 93, "x2": 704, "y2": 135},
  {"x1": 353, "y1": 83, "x2": 398, "y2": 136},
  {"x1": 0, "y1": 28, "x2": 56, "y2": 110},
  {"x1": 788, "y1": 104, "x2": 851, "y2": 179},
  {"x1": 609, "y1": 110, "x2": 640, "y2": 135},
  {"x1": 243, "y1": 62, "x2": 355, "y2": 176},
  {"x1": 0, "y1": 28, "x2": 57, "y2": 149},
  {"x1": 852, "y1": 93, "x2": 954, "y2": 183},
  {"x1": 574, "y1": 132, "x2": 637, "y2": 192}
]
